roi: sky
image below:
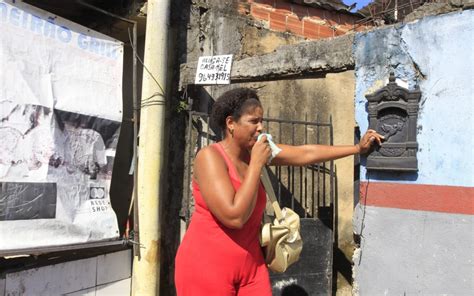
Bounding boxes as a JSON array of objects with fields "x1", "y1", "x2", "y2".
[{"x1": 342, "y1": 0, "x2": 373, "y2": 11}]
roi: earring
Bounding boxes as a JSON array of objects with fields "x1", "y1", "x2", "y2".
[{"x1": 229, "y1": 128, "x2": 234, "y2": 137}]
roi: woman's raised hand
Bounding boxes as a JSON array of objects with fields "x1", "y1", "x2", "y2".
[
  {"x1": 357, "y1": 129, "x2": 385, "y2": 154},
  {"x1": 250, "y1": 135, "x2": 272, "y2": 167}
]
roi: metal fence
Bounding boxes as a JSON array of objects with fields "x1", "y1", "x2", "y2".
[{"x1": 183, "y1": 111, "x2": 335, "y2": 227}]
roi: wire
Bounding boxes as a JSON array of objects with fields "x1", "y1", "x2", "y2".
[
  {"x1": 357, "y1": 170, "x2": 370, "y2": 265},
  {"x1": 127, "y1": 28, "x2": 166, "y2": 98},
  {"x1": 352, "y1": 0, "x2": 426, "y2": 29}
]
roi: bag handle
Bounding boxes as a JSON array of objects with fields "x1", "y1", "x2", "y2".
[{"x1": 261, "y1": 166, "x2": 284, "y2": 221}]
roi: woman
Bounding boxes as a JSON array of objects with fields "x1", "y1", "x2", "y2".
[{"x1": 175, "y1": 88, "x2": 383, "y2": 295}]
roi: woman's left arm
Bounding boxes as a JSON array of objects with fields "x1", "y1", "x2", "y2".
[{"x1": 271, "y1": 129, "x2": 384, "y2": 166}]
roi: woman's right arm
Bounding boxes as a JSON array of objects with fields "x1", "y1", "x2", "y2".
[{"x1": 194, "y1": 140, "x2": 270, "y2": 229}]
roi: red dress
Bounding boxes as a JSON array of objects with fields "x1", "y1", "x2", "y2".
[{"x1": 175, "y1": 143, "x2": 271, "y2": 295}]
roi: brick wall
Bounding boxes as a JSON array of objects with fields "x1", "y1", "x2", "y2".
[{"x1": 239, "y1": 0, "x2": 369, "y2": 40}]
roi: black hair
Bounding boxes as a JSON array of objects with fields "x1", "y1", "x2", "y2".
[{"x1": 211, "y1": 88, "x2": 262, "y2": 132}]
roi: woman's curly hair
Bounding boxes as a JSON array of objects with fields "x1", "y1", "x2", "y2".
[{"x1": 211, "y1": 88, "x2": 261, "y2": 133}]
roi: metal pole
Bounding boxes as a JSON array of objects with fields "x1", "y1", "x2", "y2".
[
  {"x1": 131, "y1": 20, "x2": 140, "y2": 260},
  {"x1": 132, "y1": 0, "x2": 170, "y2": 294}
]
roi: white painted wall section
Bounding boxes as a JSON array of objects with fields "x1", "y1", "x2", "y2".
[
  {"x1": 2, "y1": 250, "x2": 131, "y2": 296},
  {"x1": 353, "y1": 206, "x2": 473, "y2": 295}
]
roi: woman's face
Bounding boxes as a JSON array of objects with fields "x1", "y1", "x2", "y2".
[{"x1": 231, "y1": 105, "x2": 264, "y2": 148}]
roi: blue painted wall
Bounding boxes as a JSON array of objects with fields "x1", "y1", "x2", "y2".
[
  {"x1": 354, "y1": 10, "x2": 474, "y2": 187},
  {"x1": 353, "y1": 10, "x2": 474, "y2": 295}
]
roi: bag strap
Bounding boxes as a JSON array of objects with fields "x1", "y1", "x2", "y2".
[{"x1": 260, "y1": 166, "x2": 284, "y2": 221}]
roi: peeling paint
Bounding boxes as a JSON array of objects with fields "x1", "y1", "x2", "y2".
[
  {"x1": 355, "y1": 10, "x2": 473, "y2": 186},
  {"x1": 351, "y1": 247, "x2": 361, "y2": 295},
  {"x1": 364, "y1": 79, "x2": 385, "y2": 96}
]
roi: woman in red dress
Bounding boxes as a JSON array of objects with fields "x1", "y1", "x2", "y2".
[{"x1": 175, "y1": 88, "x2": 382, "y2": 295}]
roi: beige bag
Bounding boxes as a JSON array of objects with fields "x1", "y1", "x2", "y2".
[{"x1": 259, "y1": 167, "x2": 303, "y2": 273}]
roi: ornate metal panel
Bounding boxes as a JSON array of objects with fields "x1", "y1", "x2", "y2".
[{"x1": 366, "y1": 73, "x2": 421, "y2": 171}]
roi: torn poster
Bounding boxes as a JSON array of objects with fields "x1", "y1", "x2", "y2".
[{"x1": 0, "y1": 0, "x2": 123, "y2": 251}]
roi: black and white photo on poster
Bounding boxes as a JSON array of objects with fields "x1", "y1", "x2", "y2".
[
  {"x1": 48, "y1": 110, "x2": 121, "y2": 221},
  {"x1": 0, "y1": 104, "x2": 53, "y2": 181},
  {"x1": 0, "y1": 182, "x2": 57, "y2": 221}
]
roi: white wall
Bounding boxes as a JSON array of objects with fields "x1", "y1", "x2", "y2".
[{"x1": 2, "y1": 250, "x2": 131, "y2": 296}]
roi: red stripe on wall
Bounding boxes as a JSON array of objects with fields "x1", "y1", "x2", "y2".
[{"x1": 360, "y1": 182, "x2": 474, "y2": 215}]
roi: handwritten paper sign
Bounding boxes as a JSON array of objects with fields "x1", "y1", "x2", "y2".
[{"x1": 194, "y1": 54, "x2": 233, "y2": 85}]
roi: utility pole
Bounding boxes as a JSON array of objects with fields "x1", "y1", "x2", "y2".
[{"x1": 132, "y1": 0, "x2": 170, "y2": 295}]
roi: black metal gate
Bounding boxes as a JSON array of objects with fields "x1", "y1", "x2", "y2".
[{"x1": 183, "y1": 111, "x2": 336, "y2": 295}]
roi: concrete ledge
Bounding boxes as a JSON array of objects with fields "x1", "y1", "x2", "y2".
[{"x1": 179, "y1": 34, "x2": 355, "y2": 88}]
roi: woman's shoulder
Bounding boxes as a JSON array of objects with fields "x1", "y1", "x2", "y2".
[
  {"x1": 194, "y1": 144, "x2": 228, "y2": 177},
  {"x1": 196, "y1": 143, "x2": 217, "y2": 157},
  {"x1": 195, "y1": 144, "x2": 224, "y2": 165}
]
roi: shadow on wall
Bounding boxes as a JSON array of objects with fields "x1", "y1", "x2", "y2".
[
  {"x1": 160, "y1": 0, "x2": 194, "y2": 295},
  {"x1": 361, "y1": 155, "x2": 419, "y2": 182},
  {"x1": 367, "y1": 169, "x2": 418, "y2": 181}
]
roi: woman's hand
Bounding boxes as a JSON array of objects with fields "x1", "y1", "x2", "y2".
[
  {"x1": 250, "y1": 135, "x2": 272, "y2": 167},
  {"x1": 357, "y1": 129, "x2": 384, "y2": 154}
]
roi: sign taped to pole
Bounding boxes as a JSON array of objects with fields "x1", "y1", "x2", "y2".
[{"x1": 0, "y1": 0, "x2": 123, "y2": 252}]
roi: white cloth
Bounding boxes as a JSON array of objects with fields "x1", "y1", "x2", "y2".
[{"x1": 257, "y1": 133, "x2": 282, "y2": 163}]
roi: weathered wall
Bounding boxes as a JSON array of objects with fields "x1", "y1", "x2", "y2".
[
  {"x1": 180, "y1": 33, "x2": 354, "y2": 86},
  {"x1": 242, "y1": 74, "x2": 357, "y2": 295},
  {"x1": 166, "y1": 2, "x2": 309, "y2": 294},
  {"x1": 352, "y1": 10, "x2": 473, "y2": 294},
  {"x1": 189, "y1": 72, "x2": 357, "y2": 294},
  {"x1": 177, "y1": 1, "x2": 365, "y2": 294},
  {"x1": 404, "y1": 0, "x2": 474, "y2": 23},
  {"x1": 185, "y1": 1, "x2": 305, "y2": 64},
  {"x1": 0, "y1": 250, "x2": 131, "y2": 295}
]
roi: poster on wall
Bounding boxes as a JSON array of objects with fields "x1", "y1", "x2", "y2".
[{"x1": 0, "y1": 0, "x2": 123, "y2": 252}]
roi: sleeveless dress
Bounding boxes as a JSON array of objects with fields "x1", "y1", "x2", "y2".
[{"x1": 175, "y1": 143, "x2": 271, "y2": 295}]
